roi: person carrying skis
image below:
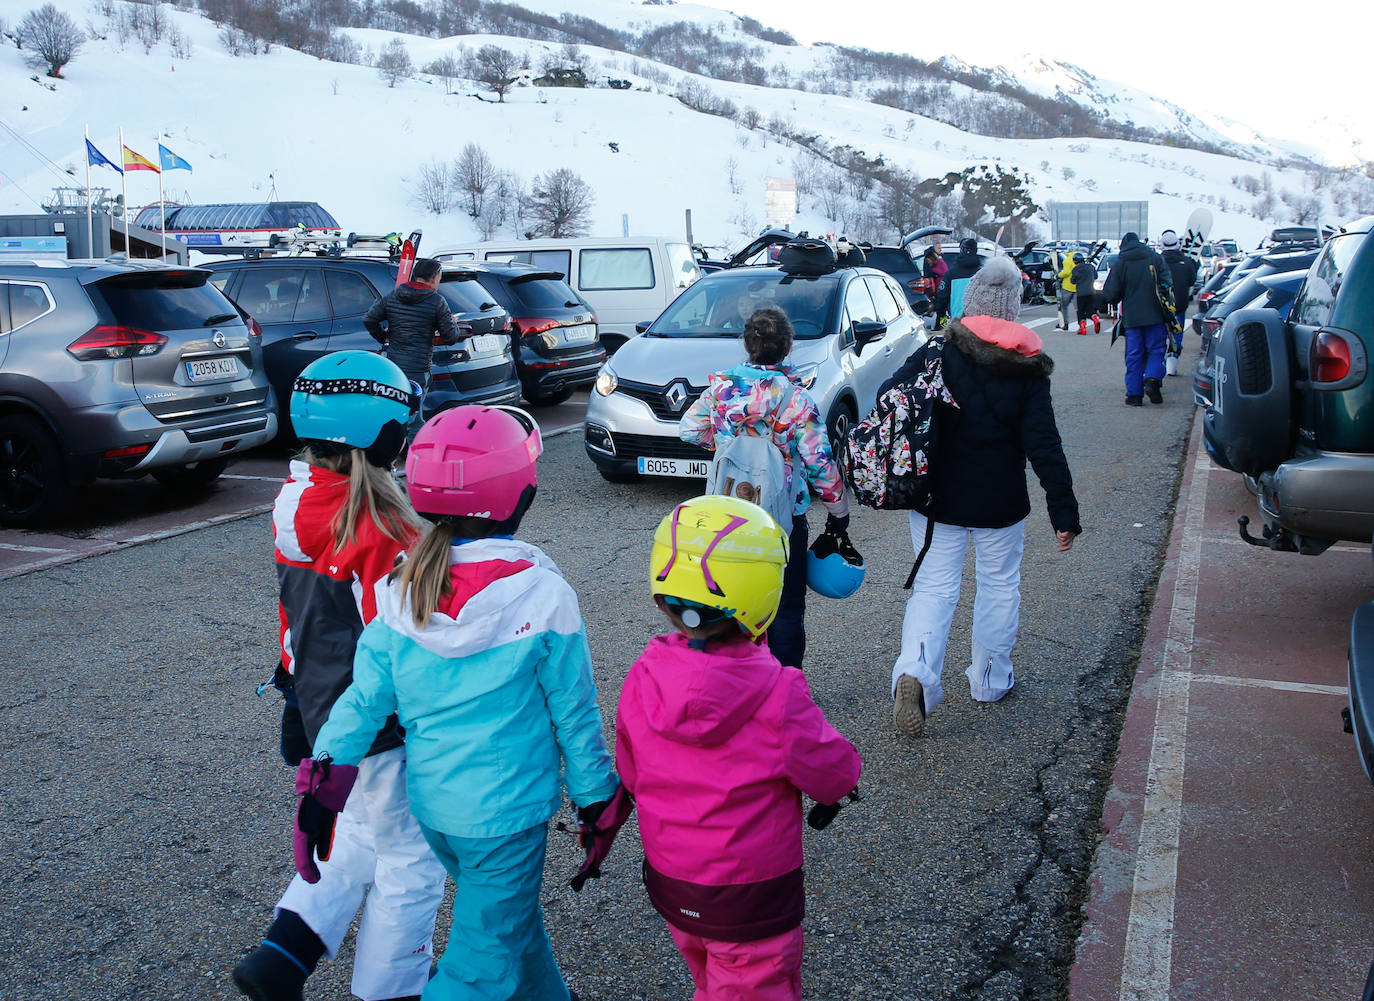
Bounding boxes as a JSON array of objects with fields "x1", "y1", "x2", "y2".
[
  {"x1": 1159, "y1": 229, "x2": 1200, "y2": 372},
  {"x1": 937, "y1": 237, "x2": 984, "y2": 324},
  {"x1": 679, "y1": 306, "x2": 850, "y2": 671},
  {"x1": 1070, "y1": 254, "x2": 1100, "y2": 335},
  {"x1": 617, "y1": 494, "x2": 863, "y2": 1001},
  {"x1": 300, "y1": 405, "x2": 619, "y2": 1001},
  {"x1": 1055, "y1": 251, "x2": 1080, "y2": 330},
  {"x1": 234, "y1": 351, "x2": 447, "y2": 1001},
  {"x1": 1102, "y1": 232, "x2": 1173, "y2": 405},
  {"x1": 364, "y1": 257, "x2": 461, "y2": 442}
]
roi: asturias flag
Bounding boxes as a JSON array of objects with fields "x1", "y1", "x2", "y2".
[
  {"x1": 158, "y1": 144, "x2": 192, "y2": 172},
  {"x1": 122, "y1": 145, "x2": 160, "y2": 173},
  {"x1": 86, "y1": 139, "x2": 123, "y2": 174}
]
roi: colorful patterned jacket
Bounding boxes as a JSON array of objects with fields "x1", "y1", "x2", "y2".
[{"x1": 678, "y1": 363, "x2": 848, "y2": 518}]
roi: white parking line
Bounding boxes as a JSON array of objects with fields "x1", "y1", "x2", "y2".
[
  {"x1": 222, "y1": 474, "x2": 284, "y2": 482},
  {"x1": 1190, "y1": 673, "x2": 1347, "y2": 698},
  {"x1": 544, "y1": 422, "x2": 583, "y2": 439},
  {"x1": 1119, "y1": 425, "x2": 1210, "y2": 1001},
  {"x1": 1026, "y1": 317, "x2": 1059, "y2": 329},
  {"x1": 0, "y1": 541, "x2": 69, "y2": 554}
]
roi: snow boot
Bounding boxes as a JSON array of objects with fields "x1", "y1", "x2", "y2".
[
  {"x1": 1077, "y1": 320, "x2": 1087, "y2": 336},
  {"x1": 1144, "y1": 378, "x2": 1163, "y2": 405},
  {"x1": 1092, "y1": 313, "x2": 1101, "y2": 333},
  {"x1": 1125, "y1": 395, "x2": 1143, "y2": 407},
  {"x1": 233, "y1": 910, "x2": 324, "y2": 1001}
]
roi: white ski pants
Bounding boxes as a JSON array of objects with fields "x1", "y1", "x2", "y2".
[
  {"x1": 277, "y1": 745, "x2": 447, "y2": 1000},
  {"x1": 890, "y1": 512, "x2": 1026, "y2": 713}
]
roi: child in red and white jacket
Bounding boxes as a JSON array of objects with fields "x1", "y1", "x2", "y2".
[{"x1": 616, "y1": 495, "x2": 862, "y2": 1001}]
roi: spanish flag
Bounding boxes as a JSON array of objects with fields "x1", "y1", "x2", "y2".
[{"x1": 122, "y1": 144, "x2": 160, "y2": 173}]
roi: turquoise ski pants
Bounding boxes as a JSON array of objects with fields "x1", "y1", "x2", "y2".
[{"x1": 418, "y1": 822, "x2": 570, "y2": 1001}]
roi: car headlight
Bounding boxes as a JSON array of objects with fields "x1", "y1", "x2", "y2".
[
  {"x1": 793, "y1": 363, "x2": 819, "y2": 389},
  {"x1": 594, "y1": 365, "x2": 618, "y2": 397}
]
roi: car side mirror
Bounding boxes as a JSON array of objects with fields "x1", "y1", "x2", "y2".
[
  {"x1": 634, "y1": 320, "x2": 653, "y2": 334},
  {"x1": 852, "y1": 320, "x2": 887, "y2": 350}
]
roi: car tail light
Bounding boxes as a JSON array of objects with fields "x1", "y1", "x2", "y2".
[
  {"x1": 1021, "y1": 271, "x2": 1030, "y2": 281},
  {"x1": 1199, "y1": 292, "x2": 1215, "y2": 304},
  {"x1": 1311, "y1": 331, "x2": 1352, "y2": 383},
  {"x1": 1203, "y1": 318, "x2": 1222, "y2": 337},
  {"x1": 246, "y1": 316, "x2": 263, "y2": 341},
  {"x1": 511, "y1": 317, "x2": 559, "y2": 336},
  {"x1": 104, "y1": 443, "x2": 152, "y2": 459},
  {"x1": 67, "y1": 325, "x2": 167, "y2": 360},
  {"x1": 908, "y1": 277, "x2": 934, "y2": 294},
  {"x1": 438, "y1": 323, "x2": 473, "y2": 345}
]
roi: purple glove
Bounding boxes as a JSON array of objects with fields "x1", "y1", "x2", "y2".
[
  {"x1": 293, "y1": 757, "x2": 359, "y2": 884},
  {"x1": 570, "y1": 783, "x2": 634, "y2": 892}
]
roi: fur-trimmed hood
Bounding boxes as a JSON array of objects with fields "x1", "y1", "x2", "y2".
[{"x1": 945, "y1": 318, "x2": 1054, "y2": 378}]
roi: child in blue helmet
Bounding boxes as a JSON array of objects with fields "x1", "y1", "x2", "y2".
[{"x1": 233, "y1": 351, "x2": 447, "y2": 1001}]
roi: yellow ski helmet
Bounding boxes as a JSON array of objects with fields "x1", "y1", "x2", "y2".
[{"x1": 649, "y1": 495, "x2": 789, "y2": 641}]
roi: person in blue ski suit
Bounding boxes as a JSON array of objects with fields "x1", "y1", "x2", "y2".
[{"x1": 1102, "y1": 232, "x2": 1173, "y2": 406}]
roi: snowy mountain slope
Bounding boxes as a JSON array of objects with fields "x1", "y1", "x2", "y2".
[{"x1": 0, "y1": 0, "x2": 1360, "y2": 253}]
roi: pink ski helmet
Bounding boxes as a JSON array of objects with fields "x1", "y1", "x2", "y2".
[{"x1": 404, "y1": 405, "x2": 542, "y2": 521}]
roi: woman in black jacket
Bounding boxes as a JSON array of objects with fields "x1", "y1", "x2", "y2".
[{"x1": 878, "y1": 255, "x2": 1081, "y2": 737}]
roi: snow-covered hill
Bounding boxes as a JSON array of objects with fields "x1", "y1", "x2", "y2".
[{"x1": 0, "y1": 0, "x2": 1366, "y2": 252}]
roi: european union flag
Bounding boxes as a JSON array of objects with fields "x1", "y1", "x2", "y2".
[
  {"x1": 158, "y1": 143, "x2": 192, "y2": 172},
  {"x1": 86, "y1": 139, "x2": 122, "y2": 174}
]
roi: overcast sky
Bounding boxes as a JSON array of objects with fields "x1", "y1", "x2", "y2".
[{"x1": 716, "y1": 0, "x2": 1368, "y2": 164}]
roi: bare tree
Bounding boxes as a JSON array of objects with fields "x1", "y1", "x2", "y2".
[
  {"x1": 412, "y1": 160, "x2": 452, "y2": 215},
  {"x1": 465, "y1": 44, "x2": 520, "y2": 102},
  {"x1": 19, "y1": 3, "x2": 84, "y2": 78},
  {"x1": 424, "y1": 52, "x2": 461, "y2": 95},
  {"x1": 454, "y1": 143, "x2": 496, "y2": 218},
  {"x1": 528, "y1": 168, "x2": 594, "y2": 237},
  {"x1": 376, "y1": 38, "x2": 411, "y2": 88}
]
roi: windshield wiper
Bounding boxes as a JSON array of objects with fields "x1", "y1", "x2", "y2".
[{"x1": 203, "y1": 313, "x2": 238, "y2": 326}]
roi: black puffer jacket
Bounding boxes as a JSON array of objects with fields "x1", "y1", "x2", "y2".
[
  {"x1": 364, "y1": 283, "x2": 460, "y2": 381},
  {"x1": 880, "y1": 319, "x2": 1081, "y2": 534},
  {"x1": 937, "y1": 249, "x2": 983, "y2": 316},
  {"x1": 1161, "y1": 248, "x2": 1199, "y2": 312},
  {"x1": 1102, "y1": 234, "x2": 1171, "y2": 328}
]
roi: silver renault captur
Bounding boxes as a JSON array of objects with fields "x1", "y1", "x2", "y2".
[{"x1": 583, "y1": 262, "x2": 927, "y2": 483}]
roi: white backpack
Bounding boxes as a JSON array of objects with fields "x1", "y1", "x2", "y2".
[{"x1": 705, "y1": 385, "x2": 796, "y2": 530}]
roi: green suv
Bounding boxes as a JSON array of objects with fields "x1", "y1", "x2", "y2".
[{"x1": 1204, "y1": 215, "x2": 1374, "y2": 554}]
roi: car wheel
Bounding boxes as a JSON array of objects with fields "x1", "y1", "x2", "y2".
[
  {"x1": 0, "y1": 415, "x2": 72, "y2": 527},
  {"x1": 599, "y1": 467, "x2": 641, "y2": 484},
  {"x1": 152, "y1": 457, "x2": 231, "y2": 492},
  {"x1": 526, "y1": 386, "x2": 574, "y2": 407},
  {"x1": 826, "y1": 401, "x2": 857, "y2": 477}
]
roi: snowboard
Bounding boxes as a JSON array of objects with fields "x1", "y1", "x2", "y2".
[{"x1": 395, "y1": 229, "x2": 423, "y2": 287}]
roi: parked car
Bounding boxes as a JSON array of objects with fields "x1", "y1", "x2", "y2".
[
  {"x1": 204, "y1": 256, "x2": 519, "y2": 437},
  {"x1": 0, "y1": 259, "x2": 278, "y2": 525},
  {"x1": 583, "y1": 258, "x2": 926, "y2": 482},
  {"x1": 432, "y1": 236, "x2": 700, "y2": 354},
  {"x1": 1204, "y1": 215, "x2": 1374, "y2": 553},
  {"x1": 448, "y1": 261, "x2": 606, "y2": 406},
  {"x1": 861, "y1": 226, "x2": 953, "y2": 317},
  {"x1": 693, "y1": 228, "x2": 798, "y2": 273}
]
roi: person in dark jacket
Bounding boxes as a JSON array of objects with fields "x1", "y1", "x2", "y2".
[
  {"x1": 923, "y1": 243, "x2": 947, "y2": 314},
  {"x1": 878, "y1": 255, "x2": 1081, "y2": 738},
  {"x1": 364, "y1": 258, "x2": 461, "y2": 439},
  {"x1": 1102, "y1": 232, "x2": 1172, "y2": 406},
  {"x1": 1159, "y1": 229, "x2": 1199, "y2": 373},
  {"x1": 1069, "y1": 254, "x2": 1100, "y2": 335},
  {"x1": 936, "y1": 237, "x2": 983, "y2": 325}
]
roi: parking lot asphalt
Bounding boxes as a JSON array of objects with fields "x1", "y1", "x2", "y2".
[
  {"x1": 1069, "y1": 413, "x2": 1374, "y2": 1001},
  {"x1": 0, "y1": 307, "x2": 1259, "y2": 1000}
]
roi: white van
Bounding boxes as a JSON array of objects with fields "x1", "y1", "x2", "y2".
[{"x1": 433, "y1": 237, "x2": 701, "y2": 353}]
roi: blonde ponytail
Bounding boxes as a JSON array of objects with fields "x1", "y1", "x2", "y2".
[
  {"x1": 298, "y1": 446, "x2": 422, "y2": 551},
  {"x1": 394, "y1": 520, "x2": 456, "y2": 629}
]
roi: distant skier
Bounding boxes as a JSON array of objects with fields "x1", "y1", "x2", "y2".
[
  {"x1": 1159, "y1": 229, "x2": 1200, "y2": 373},
  {"x1": 1070, "y1": 254, "x2": 1100, "y2": 335},
  {"x1": 1102, "y1": 232, "x2": 1173, "y2": 406}
]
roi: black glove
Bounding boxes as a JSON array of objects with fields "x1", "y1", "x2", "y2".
[
  {"x1": 806, "y1": 786, "x2": 862, "y2": 830},
  {"x1": 575, "y1": 799, "x2": 610, "y2": 847},
  {"x1": 824, "y1": 512, "x2": 850, "y2": 535}
]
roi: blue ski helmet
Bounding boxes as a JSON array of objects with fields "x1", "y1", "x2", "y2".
[
  {"x1": 806, "y1": 530, "x2": 865, "y2": 599},
  {"x1": 290, "y1": 351, "x2": 418, "y2": 465}
]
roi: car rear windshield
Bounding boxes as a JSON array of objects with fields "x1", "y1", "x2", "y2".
[
  {"x1": 88, "y1": 271, "x2": 239, "y2": 330},
  {"x1": 647, "y1": 272, "x2": 838, "y2": 339},
  {"x1": 863, "y1": 249, "x2": 916, "y2": 275},
  {"x1": 438, "y1": 277, "x2": 495, "y2": 314},
  {"x1": 507, "y1": 276, "x2": 584, "y2": 312}
]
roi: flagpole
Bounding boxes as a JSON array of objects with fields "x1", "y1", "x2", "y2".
[
  {"x1": 118, "y1": 126, "x2": 128, "y2": 257},
  {"x1": 85, "y1": 124, "x2": 93, "y2": 256},
  {"x1": 157, "y1": 131, "x2": 166, "y2": 258}
]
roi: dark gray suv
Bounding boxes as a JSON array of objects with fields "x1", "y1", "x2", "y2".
[{"x1": 0, "y1": 260, "x2": 277, "y2": 526}]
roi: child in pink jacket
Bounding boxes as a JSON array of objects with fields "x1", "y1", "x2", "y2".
[{"x1": 616, "y1": 494, "x2": 862, "y2": 1000}]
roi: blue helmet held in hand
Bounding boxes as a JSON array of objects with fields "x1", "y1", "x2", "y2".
[{"x1": 806, "y1": 529, "x2": 865, "y2": 599}]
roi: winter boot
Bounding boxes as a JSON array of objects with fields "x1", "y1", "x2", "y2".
[
  {"x1": 1092, "y1": 313, "x2": 1101, "y2": 333},
  {"x1": 232, "y1": 910, "x2": 325, "y2": 1001},
  {"x1": 1125, "y1": 395, "x2": 1143, "y2": 407},
  {"x1": 1144, "y1": 378, "x2": 1163, "y2": 404},
  {"x1": 1077, "y1": 320, "x2": 1087, "y2": 336},
  {"x1": 893, "y1": 675, "x2": 926, "y2": 738}
]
